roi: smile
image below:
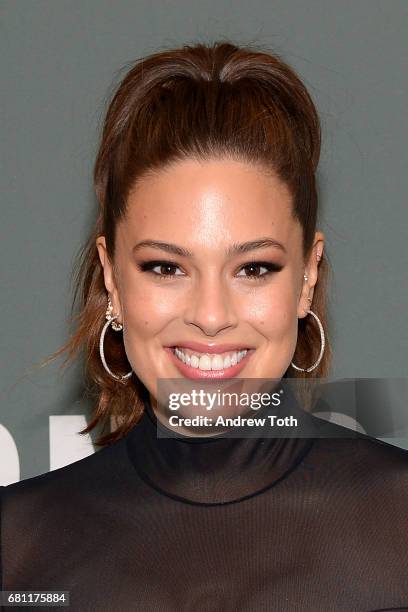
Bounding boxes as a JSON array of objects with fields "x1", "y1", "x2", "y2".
[
  {"x1": 174, "y1": 347, "x2": 247, "y2": 370},
  {"x1": 164, "y1": 346, "x2": 255, "y2": 379}
]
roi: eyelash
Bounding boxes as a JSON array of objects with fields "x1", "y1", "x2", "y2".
[{"x1": 138, "y1": 260, "x2": 283, "y2": 282}]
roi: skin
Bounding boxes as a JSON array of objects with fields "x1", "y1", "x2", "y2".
[{"x1": 96, "y1": 158, "x2": 324, "y2": 434}]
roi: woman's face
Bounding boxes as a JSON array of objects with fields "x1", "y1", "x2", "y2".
[{"x1": 97, "y1": 158, "x2": 324, "y2": 410}]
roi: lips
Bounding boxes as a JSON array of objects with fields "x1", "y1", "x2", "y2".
[
  {"x1": 167, "y1": 341, "x2": 252, "y2": 354},
  {"x1": 164, "y1": 346, "x2": 254, "y2": 379}
]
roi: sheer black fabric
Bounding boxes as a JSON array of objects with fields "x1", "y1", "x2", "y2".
[{"x1": 1, "y1": 384, "x2": 408, "y2": 611}]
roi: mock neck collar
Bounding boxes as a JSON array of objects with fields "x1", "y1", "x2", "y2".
[{"x1": 126, "y1": 381, "x2": 316, "y2": 506}]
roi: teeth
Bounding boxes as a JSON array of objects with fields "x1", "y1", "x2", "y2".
[
  {"x1": 174, "y1": 348, "x2": 248, "y2": 370},
  {"x1": 190, "y1": 355, "x2": 199, "y2": 368}
]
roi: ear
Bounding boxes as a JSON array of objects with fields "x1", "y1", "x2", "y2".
[
  {"x1": 96, "y1": 236, "x2": 123, "y2": 324},
  {"x1": 297, "y1": 231, "x2": 325, "y2": 319}
]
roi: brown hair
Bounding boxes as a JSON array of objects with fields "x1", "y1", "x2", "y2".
[{"x1": 44, "y1": 40, "x2": 332, "y2": 447}]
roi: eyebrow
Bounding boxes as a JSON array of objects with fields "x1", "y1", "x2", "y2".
[{"x1": 132, "y1": 237, "x2": 287, "y2": 257}]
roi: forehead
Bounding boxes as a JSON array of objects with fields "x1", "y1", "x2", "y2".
[{"x1": 121, "y1": 158, "x2": 301, "y2": 250}]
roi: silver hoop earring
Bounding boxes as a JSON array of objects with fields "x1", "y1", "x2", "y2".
[
  {"x1": 99, "y1": 296, "x2": 133, "y2": 381},
  {"x1": 290, "y1": 309, "x2": 325, "y2": 373}
]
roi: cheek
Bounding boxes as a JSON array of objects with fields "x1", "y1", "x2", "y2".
[
  {"x1": 245, "y1": 285, "x2": 298, "y2": 337},
  {"x1": 121, "y1": 281, "x2": 179, "y2": 339}
]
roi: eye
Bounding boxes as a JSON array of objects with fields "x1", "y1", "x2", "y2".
[
  {"x1": 236, "y1": 261, "x2": 283, "y2": 281},
  {"x1": 138, "y1": 259, "x2": 283, "y2": 281},
  {"x1": 139, "y1": 260, "x2": 184, "y2": 279}
]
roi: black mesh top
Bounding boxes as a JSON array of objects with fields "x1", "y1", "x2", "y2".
[{"x1": 1, "y1": 384, "x2": 408, "y2": 611}]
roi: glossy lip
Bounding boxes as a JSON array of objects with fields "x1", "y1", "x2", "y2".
[
  {"x1": 166, "y1": 341, "x2": 253, "y2": 354},
  {"x1": 164, "y1": 346, "x2": 255, "y2": 379}
]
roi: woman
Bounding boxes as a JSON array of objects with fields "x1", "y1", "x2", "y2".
[{"x1": 1, "y1": 41, "x2": 407, "y2": 611}]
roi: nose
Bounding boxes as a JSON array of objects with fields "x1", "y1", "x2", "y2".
[{"x1": 183, "y1": 273, "x2": 238, "y2": 336}]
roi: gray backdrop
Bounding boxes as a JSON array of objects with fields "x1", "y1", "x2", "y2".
[{"x1": 1, "y1": 0, "x2": 407, "y2": 483}]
